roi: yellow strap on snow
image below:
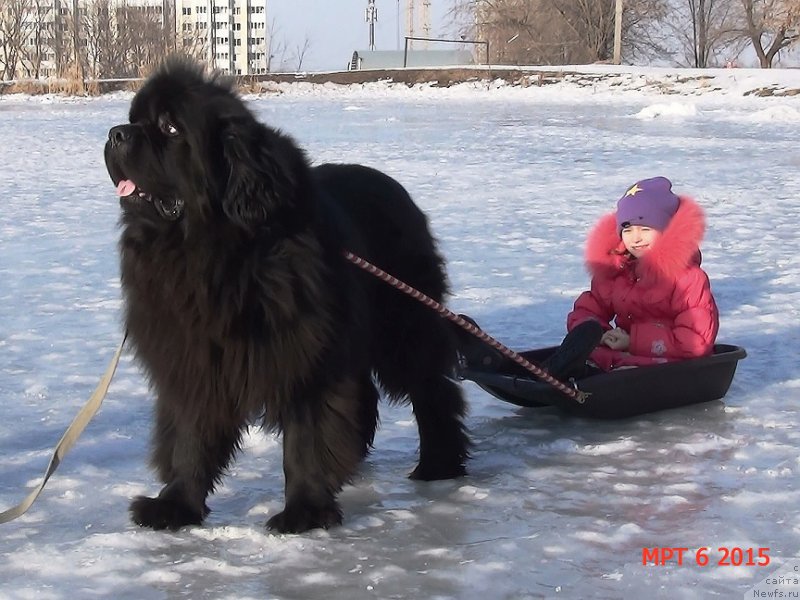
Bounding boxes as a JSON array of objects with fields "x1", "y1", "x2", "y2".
[{"x1": 0, "y1": 335, "x2": 126, "y2": 524}]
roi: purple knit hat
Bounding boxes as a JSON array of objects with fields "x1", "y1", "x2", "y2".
[{"x1": 616, "y1": 176, "x2": 680, "y2": 235}]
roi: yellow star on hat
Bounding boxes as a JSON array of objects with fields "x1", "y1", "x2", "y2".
[{"x1": 624, "y1": 183, "x2": 643, "y2": 197}]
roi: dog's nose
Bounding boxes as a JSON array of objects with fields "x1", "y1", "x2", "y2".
[{"x1": 108, "y1": 125, "x2": 131, "y2": 148}]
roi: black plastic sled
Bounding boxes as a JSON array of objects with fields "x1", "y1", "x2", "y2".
[{"x1": 459, "y1": 344, "x2": 746, "y2": 419}]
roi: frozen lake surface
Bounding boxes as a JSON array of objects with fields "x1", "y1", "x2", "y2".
[{"x1": 1, "y1": 75, "x2": 799, "y2": 599}]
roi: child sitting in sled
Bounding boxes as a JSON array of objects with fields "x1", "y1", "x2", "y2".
[{"x1": 459, "y1": 176, "x2": 719, "y2": 381}]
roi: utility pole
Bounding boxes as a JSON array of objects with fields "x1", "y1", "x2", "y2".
[
  {"x1": 366, "y1": 0, "x2": 378, "y2": 51},
  {"x1": 613, "y1": 0, "x2": 623, "y2": 64}
]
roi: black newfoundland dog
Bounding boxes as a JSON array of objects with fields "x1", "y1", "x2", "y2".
[{"x1": 103, "y1": 58, "x2": 470, "y2": 533}]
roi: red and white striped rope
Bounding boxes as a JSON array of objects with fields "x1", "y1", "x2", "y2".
[{"x1": 342, "y1": 250, "x2": 588, "y2": 404}]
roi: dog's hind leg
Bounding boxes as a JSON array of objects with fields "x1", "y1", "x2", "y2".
[
  {"x1": 130, "y1": 400, "x2": 244, "y2": 530},
  {"x1": 406, "y1": 374, "x2": 470, "y2": 480},
  {"x1": 375, "y1": 308, "x2": 470, "y2": 481},
  {"x1": 266, "y1": 376, "x2": 378, "y2": 534}
]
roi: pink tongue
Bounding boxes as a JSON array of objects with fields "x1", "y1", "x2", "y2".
[{"x1": 116, "y1": 180, "x2": 136, "y2": 197}]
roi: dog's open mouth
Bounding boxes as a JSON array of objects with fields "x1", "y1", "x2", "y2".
[
  {"x1": 115, "y1": 179, "x2": 184, "y2": 221},
  {"x1": 117, "y1": 179, "x2": 154, "y2": 203}
]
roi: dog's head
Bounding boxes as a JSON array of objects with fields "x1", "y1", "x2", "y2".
[{"x1": 104, "y1": 57, "x2": 308, "y2": 229}]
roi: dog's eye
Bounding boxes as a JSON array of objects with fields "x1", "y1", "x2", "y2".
[{"x1": 158, "y1": 116, "x2": 179, "y2": 137}]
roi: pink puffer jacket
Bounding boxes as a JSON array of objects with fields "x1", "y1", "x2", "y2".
[{"x1": 567, "y1": 196, "x2": 719, "y2": 371}]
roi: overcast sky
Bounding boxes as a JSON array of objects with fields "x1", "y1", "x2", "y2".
[{"x1": 268, "y1": 0, "x2": 453, "y2": 72}]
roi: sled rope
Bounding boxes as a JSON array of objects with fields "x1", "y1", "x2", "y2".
[
  {"x1": 342, "y1": 251, "x2": 588, "y2": 404},
  {"x1": 0, "y1": 334, "x2": 126, "y2": 525}
]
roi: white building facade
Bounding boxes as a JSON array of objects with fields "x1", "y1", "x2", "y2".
[
  {"x1": 0, "y1": 0, "x2": 268, "y2": 80},
  {"x1": 176, "y1": 0, "x2": 268, "y2": 75}
]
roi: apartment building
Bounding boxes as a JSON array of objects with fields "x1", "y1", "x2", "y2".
[
  {"x1": 0, "y1": 0, "x2": 268, "y2": 79},
  {"x1": 177, "y1": 0, "x2": 268, "y2": 75}
]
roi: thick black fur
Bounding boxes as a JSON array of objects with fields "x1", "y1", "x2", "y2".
[{"x1": 103, "y1": 58, "x2": 470, "y2": 533}]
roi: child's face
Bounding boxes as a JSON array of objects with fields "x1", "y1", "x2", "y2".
[{"x1": 621, "y1": 225, "x2": 661, "y2": 258}]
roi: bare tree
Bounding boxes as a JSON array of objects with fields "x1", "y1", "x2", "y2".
[
  {"x1": 740, "y1": 0, "x2": 800, "y2": 66},
  {"x1": 1, "y1": 0, "x2": 80, "y2": 83},
  {"x1": 116, "y1": 4, "x2": 171, "y2": 77},
  {"x1": 53, "y1": 0, "x2": 176, "y2": 80},
  {"x1": 447, "y1": 0, "x2": 584, "y2": 65},
  {"x1": 81, "y1": 0, "x2": 110, "y2": 78},
  {"x1": 615, "y1": 0, "x2": 673, "y2": 62},
  {"x1": 0, "y1": 0, "x2": 27, "y2": 79},
  {"x1": 293, "y1": 35, "x2": 311, "y2": 71},
  {"x1": 552, "y1": 0, "x2": 617, "y2": 61},
  {"x1": 18, "y1": 0, "x2": 51, "y2": 78},
  {"x1": 669, "y1": 0, "x2": 742, "y2": 67},
  {"x1": 50, "y1": 1, "x2": 70, "y2": 77},
  {"x1": 265, "y1": 17, "x2": 288, "y2": 72},
  {"x1": 50, "y1": 0, "x2": 91, "y2": 85},
  {"x1": 446, "y1": 0, "x2": 669, "y2": 65},
  {"x1": 1, "y1": 0, "x2": 289, "y2": 81}
]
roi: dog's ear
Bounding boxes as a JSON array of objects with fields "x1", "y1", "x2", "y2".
[{"x1": 221, "y1": 118, "x2": 297, "y2": 229}]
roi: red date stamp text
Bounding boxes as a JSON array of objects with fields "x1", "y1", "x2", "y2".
[{"x1": 642, "y1": 546, "x2": 770, "y2": 567}]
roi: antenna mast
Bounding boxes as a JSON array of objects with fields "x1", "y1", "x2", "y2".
[{"x1": 366, "y1": 0, "x2": 378, "y2": 51}]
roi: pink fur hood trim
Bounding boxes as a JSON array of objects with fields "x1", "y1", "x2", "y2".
[{"x1": 584, "y1": 196, "x2": 706, "y2": 283}]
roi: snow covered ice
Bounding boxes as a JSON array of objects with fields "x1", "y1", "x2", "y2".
[{"x1": 1, "y1": 67, "x2": 799, "y2": 599}]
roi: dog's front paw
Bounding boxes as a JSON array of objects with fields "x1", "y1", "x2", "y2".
[
  {"x1": 130, "y1": 495, "x2": 205, "y2": 531},
  {"x1": 266, "y1": 502, "x2": 343, "y2": 534}
]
